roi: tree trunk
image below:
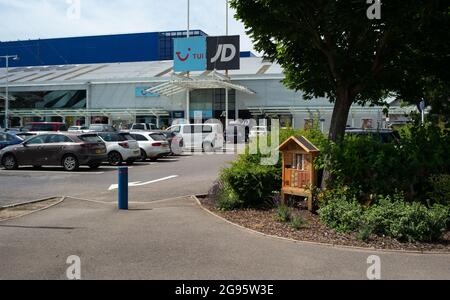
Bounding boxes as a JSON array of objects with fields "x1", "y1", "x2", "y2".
[
  {"x1": 321, "y1": 87, "x2": 354, "y2": 189},
  {"x1": 328, "y1": 88, "x2": 353, "y2": 143}
]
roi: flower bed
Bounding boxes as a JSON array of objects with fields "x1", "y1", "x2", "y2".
[{"x1": 199, "y1": 196, "x2": 450, "y2": 253}]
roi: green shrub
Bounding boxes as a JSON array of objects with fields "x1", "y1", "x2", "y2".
[
  {"x1": 318, "y1": 118, "x2": 450, "y2": 204},
  {"x1": 276, "y1": 205, "x2": 291, "y2": 223},
  {"x1": 220, "y1": 155, "x2": 281, "y2": 208},
  {"x1": 427, "y1": 174, "x2": 450, "y2": 206},
  {"x1": 216, "y1": 183, "x2": 243, "y2": 211},
  {"x1": 290, "y1": 215, "x2": 307, "y2": 230},
  {"x1": 317, "y1": 189, "x2": 364, "y2": 232},
  {"x1": 319, "y1": 189, "x2": 449, "y2": 242},
  {"x1": 364, "y1": 196, "x2": 450, "y2": 242},
  {"x1": 357, "y1": 225, "x2": 374, "y2": 242}
]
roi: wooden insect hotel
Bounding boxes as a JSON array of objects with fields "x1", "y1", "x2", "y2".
[{"x1": 278, "y1": 136, "x2": 320, "y2": 211}]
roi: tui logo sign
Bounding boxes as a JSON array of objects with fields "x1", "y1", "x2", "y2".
[
  {"x1": 173, "y1": 35, "x2": 240, "y2": 72},
  {"x1": 173, "y1": 37, "x2": 207, "y2": 72}
]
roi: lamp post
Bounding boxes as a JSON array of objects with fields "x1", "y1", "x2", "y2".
[
  {"x1": 225, "y1": 0, "x2": 230, "y2": 128},
  {"x1": 1, "y1": 55, "x2": 19, "y2": 129},
  {"x1": 186, "y1": 0, "x2": 191, "y2": 124}
]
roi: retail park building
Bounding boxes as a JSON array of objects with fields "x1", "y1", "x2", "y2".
[{"x1": 0, "y1": 30, "x2": 414, "y2": 130}]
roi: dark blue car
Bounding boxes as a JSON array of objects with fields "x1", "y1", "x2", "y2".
[{"x1": 0, "y1": 132, "x2": 23, "y2": 150}]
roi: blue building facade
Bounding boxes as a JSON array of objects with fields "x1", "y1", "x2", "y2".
[{"x1": 0, "y1": 30, "x2": 208, "y2": 67}]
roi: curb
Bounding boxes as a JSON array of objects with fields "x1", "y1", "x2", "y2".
[
  {"x1": 0, "y1": 197, "x2": 65, "y2": 223},
  {"x1": 1, "y1": 196, "x2": 62, "y2": 209},
  {"x1": 192, "y1": 195, "x2": 450, "y2": 256}
]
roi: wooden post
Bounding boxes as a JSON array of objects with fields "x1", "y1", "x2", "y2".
[
  {"x1": 281, "y1": 192, "x2": 287, "y2": 205},
  {"x1": 307, "y1": 194, "x2": 313, "y2": 212}
]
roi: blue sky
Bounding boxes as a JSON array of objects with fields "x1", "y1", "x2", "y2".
[{"x1": 0, "y1": 0, "x2": 256, "y2": 51}]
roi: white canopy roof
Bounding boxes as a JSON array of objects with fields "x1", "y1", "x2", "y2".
[{"x1": 147, "y1": 71, "x2": 256, "y2": 97}]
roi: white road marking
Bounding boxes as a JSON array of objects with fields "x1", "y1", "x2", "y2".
[
  {"x1": 98, "y1": 166, "x2": 134, "y2": 169},
  {"x1": 108, "y1": 175, "x2": 179, "y2": 191}
]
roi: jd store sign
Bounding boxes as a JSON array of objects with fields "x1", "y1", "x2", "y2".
[
  {"x1": 207, "y1": 35, "x2": 240, "y2": 71},
  {"x1": 174, "y1": 35, "x2": 240, "y2": 72}
]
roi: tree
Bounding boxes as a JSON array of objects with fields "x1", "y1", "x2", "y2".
[{"x1": 230, "y1": 0, "x2": 450, "y2": 142}]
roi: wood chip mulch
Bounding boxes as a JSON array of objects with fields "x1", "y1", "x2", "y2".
[{"x1": 199, "y1": 197, "x2": 450, "y2": 253}]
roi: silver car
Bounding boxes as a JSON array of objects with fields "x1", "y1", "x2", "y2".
[{"x1": 130, "y1": 132, "x2": 171, "y2": 162}]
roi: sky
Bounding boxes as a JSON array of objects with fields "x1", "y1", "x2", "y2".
[{"x1": 0, "y1": 0, "x2": 256, "y2": 51}]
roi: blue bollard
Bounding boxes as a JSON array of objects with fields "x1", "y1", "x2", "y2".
[{"x1": 118, "y1": 166, "x2": 128, "y2": 210}]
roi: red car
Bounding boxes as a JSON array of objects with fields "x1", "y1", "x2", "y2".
[{"x1": 24, "y1": 122, "x2": 68, "y2": 132}]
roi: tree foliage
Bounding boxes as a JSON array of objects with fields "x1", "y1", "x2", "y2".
[{"x1": 230, "y1": 0, "x2": 450, "y2": 141}]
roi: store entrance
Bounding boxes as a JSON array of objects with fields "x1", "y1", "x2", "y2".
[{"x1": 189, "y1": 88, "x2": 236, "y2": 124}]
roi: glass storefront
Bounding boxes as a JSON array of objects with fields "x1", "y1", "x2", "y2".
[
  {"x1": 189, "y1": 89, "x2": 237, "y2": 123},
  {"x1": 9, "y1": 90, "x2": 86, "y2": 109}
]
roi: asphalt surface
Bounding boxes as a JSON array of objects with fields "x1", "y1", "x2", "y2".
[
  {"x1": 0, "y1": 150, "x2": 449, "y2": 280},
  {"x1": 0, "y1": 196, "x2": 449, "y2": 280},
  {"x1": 0, "y1": 152, "x2": 236, "y2": 207}
]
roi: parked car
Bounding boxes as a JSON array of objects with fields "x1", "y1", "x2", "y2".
[
  {"x1": 68, "y1": 126, "x2": 89, "y2": 133},
  {"x1": 224, "y1": 124, "x2": 248, "y2": 144},
  {"x1": 130, "y1": 123, "x2": 158, "y2": 131},
  {"x1": 88, "y1": 124, "x2": 117, "y2": 133},
  {"x1": 0, "y1": 133, "x2": 107, "y2": 171},
  {"x1": 4, "y1": 127, "x2": 27, "y2": 133},
  {"x1": 130, "y1": 132, "x2": 171, "y2": 161},
  {"x1": 97, "y1": 132, "x2": 141, "y2": 166},
  {"x1": 0, "y1": 132, "x2": 23, "y2": 150},
  {"x1": 152, "y1": 130, "x2": 184, "y2": 155},
  {"x1": 13, "y1": 132, "x2": 38, "y2": 141},
  {"x1": 167, "y1": 124, "x2": 224, "y2": 152},
  {"x1": 24, "y1": 122, "x2": 67, "y2": 132},
  {"x1": 345, "y1": 128, "x2": 400, "y2": 143},
  {"x1": 249, "y1": 126, "x2": 268, "y2": 140}
]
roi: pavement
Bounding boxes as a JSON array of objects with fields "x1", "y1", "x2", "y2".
[
  {"x1": 0, "y1": 150, "x2": 449, "y2": 280},
  {"x1": 1, "y1": 196, "x2": 449, "y2": 280}
]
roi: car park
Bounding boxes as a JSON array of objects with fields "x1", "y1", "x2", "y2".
[
  {"x1": 11, "y1": 132, "x2": 38, "y2": 141},
  {"x1": 249, "y1": 126, "x2": 268, "y2": 140},
  {"x1": 225, "y1": 124, "x2": 248, "y2": 144},
  {"x1": 0, "y1": 133, "x2": 107, "y2": 171},
  {"x1": 97, "y1": 132, "x2": 141, "y2": 166},
  {"x1": 88, "y1": 124, "x2": 117, "y2": 133},
  {"x1": 152, "y1": 130, "x2": 184, "y2": 155},
  {"x1": 68, "y1": 126, "x2": 89, "y2": 133},
  {"x1": 130, "y1": 123, "x2": 158, "y2": 131},
  {"x1": 130, "y1": 131, "x2": 172, "y2": 161},
  {"x1": 0, "y1": 132, "x2": 23, "y2": 150},
  {"x1": 167, "y1": 124, "x2": 224, "y2": 152},
  {"x1": 24, "y1": 122, "x2": 68, "y2": 132}
]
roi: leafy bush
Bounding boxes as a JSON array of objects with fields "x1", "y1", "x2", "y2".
[
  {"x1": 219, "y1": 155, "x2": 281, "y2": 209},
  {"x1": 364, "y1": 195, "x2": 450, "y2": 242},
  {"x1": 427, "y1": 174, "x2": 450, "y2": 206},
  {"x1": 276, "y1": 205, "x2": 291, "y2": 223},
  {"x1": 317, "y1": 188, "x2": 364, "y2": 232},
  {"x1": 318, "y1": 188, "x2": 450, "y2": 242},
  {"x1": 290, "y1": 215, "x2": 307, "y2": 230},
  {"x1": 357, "y1": 225, "x2": 373, "y2": 242},
  {"x1": 318, "y1": 119, "x2": 450, "y2": 204},
  {"x1": 216, "y1": 183, "x2": 243, "y2": 211}
]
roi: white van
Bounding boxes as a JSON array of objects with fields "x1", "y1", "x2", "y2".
[{"x1": 167, "y1": 124, "x2": 224, "y2": 152}]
